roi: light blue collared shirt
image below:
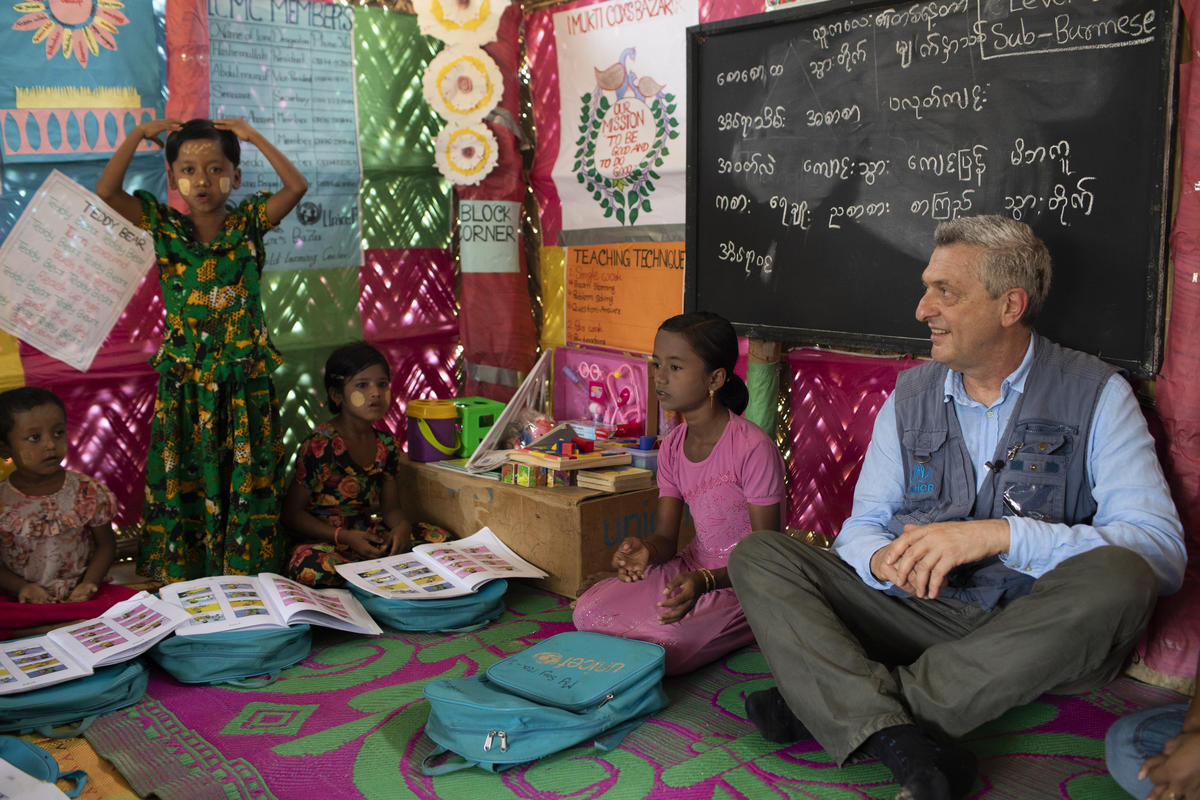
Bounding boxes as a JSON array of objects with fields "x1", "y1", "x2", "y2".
[{"x1": 833, "y1": 338, "x2": 1186, "y2": 595}]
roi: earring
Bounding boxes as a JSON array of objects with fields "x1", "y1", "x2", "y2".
[{"x1": 708, "y1": 388, "x2": 714, "y2": 410}]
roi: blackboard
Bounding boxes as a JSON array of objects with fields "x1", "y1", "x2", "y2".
[{"x1": 685, "y1": 0, "x2": 1177, "y2": 377}]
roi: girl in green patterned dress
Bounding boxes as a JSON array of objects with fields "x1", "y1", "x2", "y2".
[{"x1": 96, "y1": 118, "x2": 308, "y2": 583}]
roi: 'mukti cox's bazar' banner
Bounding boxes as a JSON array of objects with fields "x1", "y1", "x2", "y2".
[{"x1": 551, "y1": 0, "x2": 696, "y2": 232}]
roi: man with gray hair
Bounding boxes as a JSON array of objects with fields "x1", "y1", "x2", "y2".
[{"x1": 729, "y1": 215, "x2": 1185, "y2": 800}]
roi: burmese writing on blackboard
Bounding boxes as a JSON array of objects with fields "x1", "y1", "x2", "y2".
[{"x1": 686, "y1": 0, "x2": 1176, "y2": 376}]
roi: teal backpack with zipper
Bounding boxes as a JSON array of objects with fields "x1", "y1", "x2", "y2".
[
  {"x1": 349, "y1": 579, "x2": 507, "y2": 633},
  {"x1": 421, "y1": 631, "x2": 667, "y2": 773},
  {"x1": 0, "y1": 659, "x2": 148, "y2": 737},
  {"x1": 149, "y1": 625, "x2": 312, "y2": 686}
]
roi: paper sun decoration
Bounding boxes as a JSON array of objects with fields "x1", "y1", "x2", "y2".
[
  {"x1": 412, "y1": 0, "x2": 501, "y2": 47},
  {"x1": 11, "y1": 0, "x2": 130, "y2": 67},
  {"x1": 422, "y1": 44, "x2": 502, "y2": 124},
  {"x1": 434, "y1": 122, "x2": 498, "y2": 186}
]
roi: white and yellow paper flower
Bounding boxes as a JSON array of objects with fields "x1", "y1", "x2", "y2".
[
  {"x1": 412, "y1": 0, "x2": 501, "y2": 46},
  {"x1": 434, "y1": 122, "x2": 498, "y2": 186},
  {"x1": 422, "y1": 45, "x2": 502, "y2": 124}
]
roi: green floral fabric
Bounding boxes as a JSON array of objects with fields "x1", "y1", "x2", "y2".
[{"x1": 135, "y1": 190, "x2": 287, "y2": 582}]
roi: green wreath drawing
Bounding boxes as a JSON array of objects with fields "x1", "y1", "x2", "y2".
[{"x1": 571, "y1": 90, "x2": 679, "y2": 225}]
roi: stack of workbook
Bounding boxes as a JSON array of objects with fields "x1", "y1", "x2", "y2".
[
  {"x1": 0, "y1": 592, "x2": 190, "y2": 694},
  {"x1": 575, "y1": 465, "x2": 655, "y2": 492}
]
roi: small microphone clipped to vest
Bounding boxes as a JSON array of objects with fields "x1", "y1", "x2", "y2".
[{"x1": 985, "y1": 459, "x2": 1005, "y2": 473}]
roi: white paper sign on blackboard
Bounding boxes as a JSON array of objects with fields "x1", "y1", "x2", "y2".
[{"x1": 0, "y1": 170, "x2": 152, "y2": 372}]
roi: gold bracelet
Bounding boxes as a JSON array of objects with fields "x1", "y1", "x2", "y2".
[{"x1": 699, "y1": 567, "x2": 715, "y2": 594}]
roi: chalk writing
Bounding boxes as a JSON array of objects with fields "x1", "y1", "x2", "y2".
[
  {"x1": 805, "y1": 104, "x2": 861, "y2": 128},
  {"x1": 910, "y1": 189, "x2": 975, "y2": 221},
  {"x1": 716, "y1": 64, "x2": 767, "y2": 86},
  {"x1": 905, "y1": 145, "x2": 988, "y2": 186},
  {"x1": 1010, "y1": 137, "x2": 1072, "y2": 176},
  {"x1": 873, "y1": 1, "x2": 970, "y2": 32},
  {"x1": 769, "y1": 195, "x2": 813, "y2": 231},
  {"x1": 715, "y1": 106, "x2": 787, "y2": 137},
  {"x1": 811, "y1": 14, "x2": 871, "y2": 49},
  {"x1": 713, "y1": 193, "x2": 752, "y2": 214},
  {"x1": 803, "y1": 157, "x2": 889, "y2": 186},
  {"x1": 887, "y1": 83, "x2": 988, "y2": 120},
  {"x1": 718, "y1": 239, "x2": 775, "y2": 277},
  {"x1": 810, "y1": 38, "x2": 868, "y2": 79},
  {"x1": 827, "y1": 201, "x2": 891, "y2": 229},
  {"x1": 716, "y1": 152, "x2": 776, "y2": 177}
]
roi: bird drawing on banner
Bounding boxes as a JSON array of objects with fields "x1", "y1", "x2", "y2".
[{"x1": 593, "y1": 47, "x2": 666, "y2": 102}]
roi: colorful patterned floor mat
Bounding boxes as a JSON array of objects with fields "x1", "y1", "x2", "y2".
[{"x1": 84, "y1": 585, "x2": 1179, "y2": 799}]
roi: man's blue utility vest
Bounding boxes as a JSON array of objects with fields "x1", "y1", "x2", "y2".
[{"x1": 885, "y1": 334, "x2": 1118, "y2": 608}]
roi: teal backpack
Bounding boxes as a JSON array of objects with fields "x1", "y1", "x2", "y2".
[
  {"x1": 150, "y1": 625, "x2": 312, "y2": 686},
  {"x1": 421, "y1": 631, "x2": 667, "y2": 773},
  {"x1": 349, "y1": 579, "x2": 507, "y2": 633},
  {"x1": 0, "y1": 735, "x2": 87, "y2": 796},
  {"x1": 0, "y1": 659, "x2": 148, "y2": 737}
]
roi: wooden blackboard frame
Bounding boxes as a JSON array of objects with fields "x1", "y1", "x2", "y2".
[{"x1": 684, "y1": 0, "x2": 1178, "y2": 378}]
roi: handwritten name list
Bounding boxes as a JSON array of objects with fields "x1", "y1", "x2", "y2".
[
  {"x1": 208, "y1": 0, "x2": 362, "y2": 270},
  {"x1": 0, "y1": 171, "x2": 151, "y2": 371}
]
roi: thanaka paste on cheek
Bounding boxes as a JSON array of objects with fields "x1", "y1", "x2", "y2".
[
  {"x1": 350, "y1": 391, "x2": 366, "y2": 408},
  {"x1": 220, "y1": 177, "x2": 231, "y2": 193},
  {"x1": 178, "y1": 179, "x2": 192, "y2": 197}
]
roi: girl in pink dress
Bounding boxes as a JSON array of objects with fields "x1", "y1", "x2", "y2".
[
  {"x1": 572, "y1": 312, "x2": 785, "y2": 674},
  {"x1": 0, "y1": 387, "x2": 137, "y2": 639}
]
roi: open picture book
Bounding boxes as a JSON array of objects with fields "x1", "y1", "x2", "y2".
[
  {"x1": 0, "y1": 591, "x2": 190, "y2": 695},
  {"x1": 158, "y1": 573, "x2": 382, "y2": 637},
  {"x1": 335, "y1": 526, "x2": 547, "y2": 600}
]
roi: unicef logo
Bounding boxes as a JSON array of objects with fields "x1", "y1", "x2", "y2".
[
  {"x1": 533, "y1": 652, "x2": 561, "y2": 665},
  {"x1": 909, "y1": 462, "x2": 936, "y2": 496},
  {"x1": 296, "y1": 201, "x2": 321, "y2": 226}
]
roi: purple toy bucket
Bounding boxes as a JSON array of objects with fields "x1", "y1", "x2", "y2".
[{"x1": 406, "y1": 399, "x2": 459, "y2": 462}]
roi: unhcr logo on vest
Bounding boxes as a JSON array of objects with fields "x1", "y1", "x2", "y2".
[{"x1": 909, "y1": 462, "x2": 936, "y2": 495}]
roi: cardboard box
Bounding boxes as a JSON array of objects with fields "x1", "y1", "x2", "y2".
[{"x1": 398, "y1": 456, "x2": 693, "y2": 598}]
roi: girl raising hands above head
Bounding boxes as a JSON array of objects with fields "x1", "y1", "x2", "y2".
[
  {"x1": 572, "y1": 312, "x2": 786, "y2": 675},
  {"x1": 96, "y1": 117, "x2": 308, "y2": 582}
]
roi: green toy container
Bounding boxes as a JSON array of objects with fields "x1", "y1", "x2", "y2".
[{"x1": 454, "y1": 397, "x2": 506, "y2": 458}]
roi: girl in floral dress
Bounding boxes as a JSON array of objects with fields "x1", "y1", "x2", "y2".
[
  {"x1": 0, "y1": 387, "x2": 137, "y2": 638},
  {"x1": 281, "y1": 342, "x2": 451, "y2": 587},
  {"x1": 96, "y1": 118, "x2": 308, "y2": 582}
]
